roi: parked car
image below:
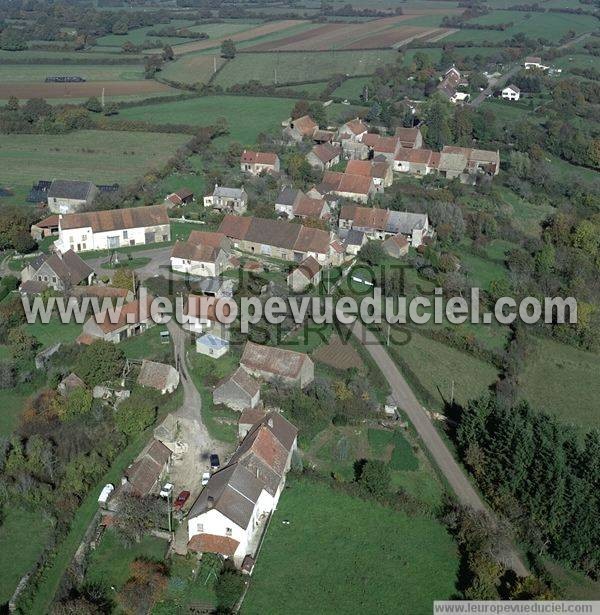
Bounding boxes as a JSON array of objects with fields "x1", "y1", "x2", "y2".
[
  {"x1": 160, "y1": 483, "x2": 174, "y2": 498},
  {"x1": 202, "y1": 472, "x2": 211, "y2": 486},
  {"x1": 210, "y1": 454, "x2": 220, "y2": 470},
  {"x1": 173, "y1": 490, "x2": 190, "y2": 510}
]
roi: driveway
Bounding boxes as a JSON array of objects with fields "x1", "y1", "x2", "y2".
[
  {"x1": 350, "y1": 321, "x2": 529, "y2": 577},
  {"x1": 469, "y1": 62, "x2": 522, "y2": 108},
  {"x1": 85, "y1": 245, "x2": 173, "y2": 281}
]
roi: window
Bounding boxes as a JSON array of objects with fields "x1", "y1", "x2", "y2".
[
  {"x1": 82, "y1": 234, "x2": 87, "y2": 241},
  {"x1": 225, "y1": 527, "x2": 232, "y2": 537},
  {"x1": 196, "y1": 522, "x2": 203, "y2": 532},
  {"x1": 82, "y1": 243, "x2": 86, "y2": 250},
  {"x1": 52, "y1": 276, "x2": 57, "y2": 283},
  {"x1": 123, "y1": 230, "x2": 128, "y2": 239},
  {"x1": 129, "y1": 239, "x2": 135, "y2": 246}
]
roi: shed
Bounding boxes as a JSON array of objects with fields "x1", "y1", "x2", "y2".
[{"x1": 196, "y1": 333, "x2": 230, "y2": 358}]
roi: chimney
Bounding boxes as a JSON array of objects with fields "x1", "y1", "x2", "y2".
[
  {"x1": 207, "y1": 495, "x2": 214, "y2": 508},
  {"x1": 267, "y1": 417, "x2": 273, "y2": 428}
]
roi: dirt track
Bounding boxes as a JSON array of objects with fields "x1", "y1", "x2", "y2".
[{"x1": 0, "y1": 80, "x2": 176, "y2": 99}]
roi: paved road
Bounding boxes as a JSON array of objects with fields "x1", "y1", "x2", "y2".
[
  {"x1": 85, "y1": 246, "x2": 172, "y2": 281},
  {"x1": 351, "y1": 320, "x2": 529, "y2": 577},
  {"x1": 469, "y1": 62, "x2": 522, "y2": 108}
]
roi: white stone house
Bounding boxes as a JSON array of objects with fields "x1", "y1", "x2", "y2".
[
  {"x1": 55, "y1": 205, "x2": 170, "y2": 254},
  {"x1": 171, "y1": 231, "x2": 231, "y2": 277},
  {"x1": 287, "y1": 256, "x2": 322, "y2": 292},
  {"x1": 240, "y1": 151, "x2": 280, "y2": 175},
  {"x1": 502, "y1": 84, "x2": 520, "y2": 101},
  {"x1": 204, "y1": 185, "x2": 248, "y2": 214}
]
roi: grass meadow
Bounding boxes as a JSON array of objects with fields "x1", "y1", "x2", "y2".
[{"x1": 244, "y1": 476, "x2": 458, "y2": 615}]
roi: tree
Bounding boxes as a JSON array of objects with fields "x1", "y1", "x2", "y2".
[
  {"x1": 76, "y1": 340, "x2": 125, "y2": 387},
  {"x1": 103, "y1": 102, "x2": 119, "y2": 117},
  {"x1": 215, "y1": 566, "x2": 245, "y2": 611},
  {"x1": 291, "y1": 100, "x2": 310, "y2": 120},
  {"x1": 162, "y1": 45, "x2": 174, "y2": 61},
  {"x1": 114, "y1": 493, "x2": 165, "y2": 545},
  {"x1": 117, "y1": 558, "x2": 168, "y2": 613},
  {"x1": 358, "y1": 241, "x2": 385, "y2": 266},
  {"x1": 112, "y1": 266, "x2": 136, "y2": 293},
  {"x1": 358, "y1": 459, "x2": 391, "y2": 497},
  {"x1": 6, "y1": 96, "x2": 19, "y2": 111},
  {"x1": 84, "y1": 97, "x2": 102, "y2": 113},
  {"x1": 8, "y1": 327, "x2": 39, "y2": 362},
  {"x1": 221, "y1": 39, "x2": 236, "y2": 59},
  {"x1": 423, "y1": 96, "x2": 452, "y2": 150},
  {"x1": 111, "y1": 19, "x2": 129, "y2": 35},
  {"x1": 55, "y1": 386, "x2": 93, "y2": 421},
  {"x1": 0, "y1": 28, "x2": 27, "y2": 51},
  {"x1": 115, "y1": 392, "x2": 157, "y2": 436}
]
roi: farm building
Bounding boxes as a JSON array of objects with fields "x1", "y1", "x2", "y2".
[
  {"x1": 218, "y1": 215, "x2": 336, "y2": 265},
  {"x1": 345, "y1": 159, "x2": 393, "y2": 190},
  {"x1": 58, "y1": 372, "x2": 86, "y2": 397},
  {"x1": 30, "y1": 215, "x2": 60, "y2": 241},
  {"x1": 394, "y1": 148, "x2": 436, "y2": 176},
  {"x1": 239, "y1": 408, "x2": 267, "y2": 439},
  {"x1": 274, "y1": 188, "x2": 329, "y2": 221},
  {"x1": 46, "y1": 179, "x2": 98, "y2": 214},
  {"x1": 240, "y1": 341, "x2": 314, "y2": 388},
  {"x1": 306, "y1": 144, "x2": 342, "y2": 171},
  {"x1": 382, "y1": 233, "x2": 410, "y2": 258},
  {"x1": 165, "y1": 188, "x2": 195, "y2": 207},
  {"x1": 524, "y1": 56, "x2": 548, "y2": 70},
  {"x1": 203, "y1": 185, "x2": 248, "y2": 214},
  {"x1": 283, "y1": 115, "x2": 318, "y2": 142},
  {"x1": 182, "y1": 295, "x2": 230, "y2": 336},
  {"x1": 122, "y1": 439, "x2": 171, "y2": 497},
  {"x1": 287, "y1": 256, "x2": 322, "y2": 292},
  {"x1": 394, "y1": 126, "x2": 423, "y2": 149},
  {"x1": 187, "y1": 412, "x2": 297, "y2": 568},
  {"x1": 344, "y1": 229, "x2": 367, "y2": 256},
  {"x1": 338, "y1": 118, "x2": 368, "y2": 142},
  {"x1": 137, "y1": 360, "x2": 180, "y2": 395},
  {"x1": 319, "y1": 171, "x2": 376, "y2": 204},
  {"x1": 213, "y1": 366, "x2": 261, "y2": 412},
  {"x1": 55, "y1": 204, "x2": 170, "y2": 253},
  {"x1": 171, "y1": 231, "x2": 231, "y2": 277},
  {"x1": 240, "y1": 150, "x2": 280, "y2": 175}
]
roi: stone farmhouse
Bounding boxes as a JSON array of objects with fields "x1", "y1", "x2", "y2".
[
  {"x1": 218, "y1": 215, "x2": 337, "y2": 265},
  {"x1": 283, "y1": 114, "x2": 319, "y2": 142},
  {"x1": 240, "y1": 341, "x2": 314, "y2": 388},
  {"x1": 165, "y1": 188, "x2": 194, "y2": 207},
  {"x1": 319, "y1": 171, "x2": 376, "y2": 204},
  {"x1": 137, "y1": 360, "x2": 180, "y2": 395},
  {"x1": 502, "y1": 84, "x2": 520, "y2": 101},
  {"x1": 345, "y1": 159, "x2": 393, "y2": 190},
  {"x1": 339, "y1": 205, "x2": 431, "y2": 247},
  {"x1": 30, "y1": 214, "x2": 59, "y2": 241},
  {"x1": 46, "y1": 179, "x2": 98, "y2": 214},
  {"x1": 306, "y1": 144, "x2": 342, "y2": 171},
  {"x1": 171, "y1": 231, "x2": 231, "y2": 277},
  {"x1": 203, "y1": 185, "x2": 248, "y2": 214},
  {"x1": 394, "y1": 126, "x2": 423, "y2": 149},
  {"x1": 21, "y1": 249, "x2": 93, "y2": 292},
  {"x1": 274, "y1": 188, "x2": 330, "y2": 221},
  {"x1": 240, "y1": 150, "x2": 280, "y2": 176},
  {"x1": 287, "y1": 255, "x2": 322, "y2": 292},
  {"x1": 187, "y1": 412, "x2": 297, "y2": 569},
  {"x1": 213, "y1": 366, "x2": 261, "y2": 412},
  {"x1": 54, "y1": 204, "x2": 170, "y2": 253}
]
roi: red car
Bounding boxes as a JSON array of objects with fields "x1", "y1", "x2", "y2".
[{"x1": 173, "y1": 490, "x2": 190, "y2": 510}]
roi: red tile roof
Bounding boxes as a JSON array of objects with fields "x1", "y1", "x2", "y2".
[
  {"x1": 362, "y1": 134, "x2": 399, "y2": 154},
  {"x1": 343, "y1": 118, "x2": 368, "y2": 135},
  {"x1": 395, "y1": 147, "x2": 433, "y2": 164},
  {"x1": 394, "y1": 127, "x2": 421, "y2": 147},
  {"x1": 311, "y1": 144, "x2": 341, "y2": 164},
  {"x1": 241, "y1": 150, "x2": 278, "y2": 166},
  {"x1": 322, "y1": 171, "x2": 373, "y2": 196},
  {"x1": 291, "y1": 114, "x2": 318, "y2": 137},
  {"x1": 60, "y1": 204, "x2": 168, "y2": 233},
  {"x1": 340, "y1": 205, "x2": 390, "y2": 230},
  {"x1": 241, "y1": 341, "x2": 311, "y2": 380},
  {"x1": 188, "y1": 533, "x2": 240, "y2": 557}
]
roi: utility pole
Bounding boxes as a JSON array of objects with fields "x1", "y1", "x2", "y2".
[
  {"x1": 386, "y1": 323, "x2": 391, "y2": 347},
  {"x1": 167, "y1": 489, "x2": 172, "y2": 534},
  {"x1": 213, "y1": 55, "x2": 217, "y2": 74},
  {"x1": 101, "y1": 87, "x2": 105, "y2": 109},
  {"x1": 450, "y1": 380, "x2": 455, "y2": 406}
]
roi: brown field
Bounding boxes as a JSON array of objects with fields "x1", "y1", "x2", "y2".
[
  {"x1": 314, "y1": 335, "x2": 364, "y2": 370},
  {"x1": 244, "y1": 16, "x2": 450, "y2": 51},
  {"x1": 0, "y1": 80, "x2": 177, "y2": 100},
  {"x1": 163, "y1": 20, "x2": 309, "y2": 56}
]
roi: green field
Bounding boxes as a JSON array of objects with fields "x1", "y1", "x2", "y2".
[
  {"x1": 0, "y1": 130, "x2": 190, "y2": 201},
  {"x1": 24, "y1": 318, "x2": 84, "y2": 349},
  {"x1": 115, "y1": 95, "x2": 294, "y2": 146},
  {"x1": 0, "y1": 64, "x2": 144, "y2": 82},
  {"x1": 94, "y1": 19, "x2": 195, "y2": 47},
  {"x1": 521, "y1": 337, "x2": 600, "y2": 431},
  {"x1": 445, "y1": 10, "x2": 595, "y2": 43},
  {"x1": 0, "y1": 509, "x2": 53, "y2": 605},
  {"x1": 214, "y1": 50, "x2": 398, "y2": 88},
  {"x1": 244, "y1": 477, "x2": 458, "y2": 615},
  {"x1": 332, "y1": 76, "x2": 370, "y2": 100},
  {"x1": 160, "y1": 51, "x2": 226, "y2": 85}
]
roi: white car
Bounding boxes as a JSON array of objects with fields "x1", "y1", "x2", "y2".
[
  {"x1": 202, "y1": 472, "x2": 210, "y2": 486},
  {"x1": 160, "y1": 483, "x2": 174, "y2": 498}
]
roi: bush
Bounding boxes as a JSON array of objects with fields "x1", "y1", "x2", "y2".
[
  {"x1": 114, "y1": 392, "x2": 157, "y2": 436},
  {"x1": 215, "y1": 565, "x2": 245, "y2": 611},
  {"x1": 1, "y1": 275, "x2": 19, "y2": 290}
]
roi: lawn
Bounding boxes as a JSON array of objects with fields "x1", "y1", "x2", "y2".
[
  {"x1": 0, "y1": 130, "x2": 190, "y2": 201},
  {"x1": 0, "y1": 375, "x2": 45, "y2": 437},
  {"x1": 0, "y1": 509, "x2": 54, "y2": 605},
  {"x1": 85, "y1": 529, "x2": 167, "y2": 590},
  {"x1": 160, "y1": 52, "x2": 226, "y2": 85},
  {"x1": 332, "y1": 76, "x2": 370, "y2": 100},
  {"x1": 120, "y1": 326, "x2": 172, "y2": 362},
  {"x1": 94, "y1": 19, "x2": 196, "y2": 47},
  {"x1": 24, "y1": 317, "x2": 82, "y2": 349},
  {"x1": 496, "y1": 185, "x2": 554, "y2": 237},
  {"x1": 214, "y1": 50, "x2": 398, "y2": 87},
  {"x1": 244, "y1": 477, "x2": 458, "y2": 615},
  {"x1": 115, "y1": 95, "x2": 294, "y2": 146},
  {"x1": 520, "y1": 336, "x2": 600, "y2": 431},
  {"x1": 0, "y1": 64, "x2": 144, "y2": 82}
]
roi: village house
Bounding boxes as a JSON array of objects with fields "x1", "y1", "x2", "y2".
[
  {"x1": 240, "y1": 150, "x2": 280, "y2": 176},
  {"x1": 394, "y1": 147, "x2": 436, "y2": 176},
  {"x1": 218, "y1": 215, "x2": 336, "y2": 265},
  {"x1": 394, "y1": 126, "x2": 423, "y2": 149},
  {"x1": 240, "y1": 341, "x2": 314, "y2": 388},
  {"x1": 171, "y1": 231, "x2": 231, "y2": 277},
  {"x1": 382, "y1": 233, "x2": 410, "y2": 258},
  {"x1": 283, "y1": 115, "x2": 318, "y2": 142},
  {"x1": 69, "y1": 285, "x2": 134, "y2": 303},
  {"x1": 165, "y1": 188, "x2": 194, "y2": 207},
  {"x1": 339, "y1": 205, "x2": 430, "y2": 247},
  {"x1": 338, "y1": 118, "x2": 368, "y2": 142},
  {"x1": 54, "y1": 204, "x2": 170, "y2": 253},
  {"x1": 30, "y1": 214, "x2": 60, "y2": 241},
  {"x1": 287, "y1": 255, "x2": 322, "y2": 292},
  {"x1": 345, "y1": 159, "x2": 393, "y2": 190},
  {"x1": 437, "y1": 66, "x2": 470, "y2": 104},
  {"x1": 313, "y1": 128, "x2": 336, "y2": 144},
  {"x1": 274, "y1": 188, "x2": 329, "y2": 221},
  {"x1": 524, "y1": 56, "x2": 548, "y2": 70},
  {"x1": 362, "y1": 134, "x2": 401, "y2": 161},
  {"x1": 21, "y1": 249, "x2": 94, "y2": 292},
  {"x1": 182, "y1": 295, "x2": 230, "y2": 336},
  {"x1": 438, "y1": 146, "x2": 500, "y2": 182},
  {"x1": 122, "y1": 439, "x2": 171, "y2": 497},
  {"x1": 344, "y1": 229, "x2": 367, "y2": 256},
  {"x1": 502, "y1": 84, "x2": 520, "y2": 101},
  {"x1": 46, "y1": 179, "x2": 98, "y2": 214},
  {"x1": 306, "y1": 144, "x2": 342, "y2": 171},
  {"x1": 238, "y1": 408, "x2": 266, "y2": 439},
  {"x1": 196, "y1": 333, "x2": 230, "y2": 358},
  {"x1": 213, "y1": 366, "x2": 261, "y2": 411},
  {"x1": 203, "y1": 185, "x2": 248, "y2": 214},
  {"x1": 76, "y1": 296, "x2": 155, "y2": 345},
  {"x1": 319, "y1": 171, "x2": 375, "y2": 204},
  {"x1": 187, "y1": 412, "x2": 297, "y2": 568},
  {"x1": 137, "y1": 360, "x2": 180, "y2": 395}
]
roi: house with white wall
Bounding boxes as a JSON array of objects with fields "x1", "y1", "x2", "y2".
[
  {"x1": 55, "y1": 204, "x2": 170, "y2": 253},
  {"x1": 171, "y1": 231, "x2": 231, "y2": 277},
  {"x1": 501, "y1": 84, "x2": 520, "y2": 101}
]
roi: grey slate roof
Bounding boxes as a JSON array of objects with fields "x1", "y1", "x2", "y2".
[
  {"x1": 213, "y1": 186, "x2": 246, "y2": 199},
  {"x1": 276, "y1": 187, "x2": 300, "y2": 207},
  {"x1": 345, "y1": 229, "x2": 365, "y2": 247},
  {"x1": 48, "y1": 179, "x2": 95, "y2": 201},
  {"x1": 385, "y1": 211, "x2": 428, "y2": 235}
]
